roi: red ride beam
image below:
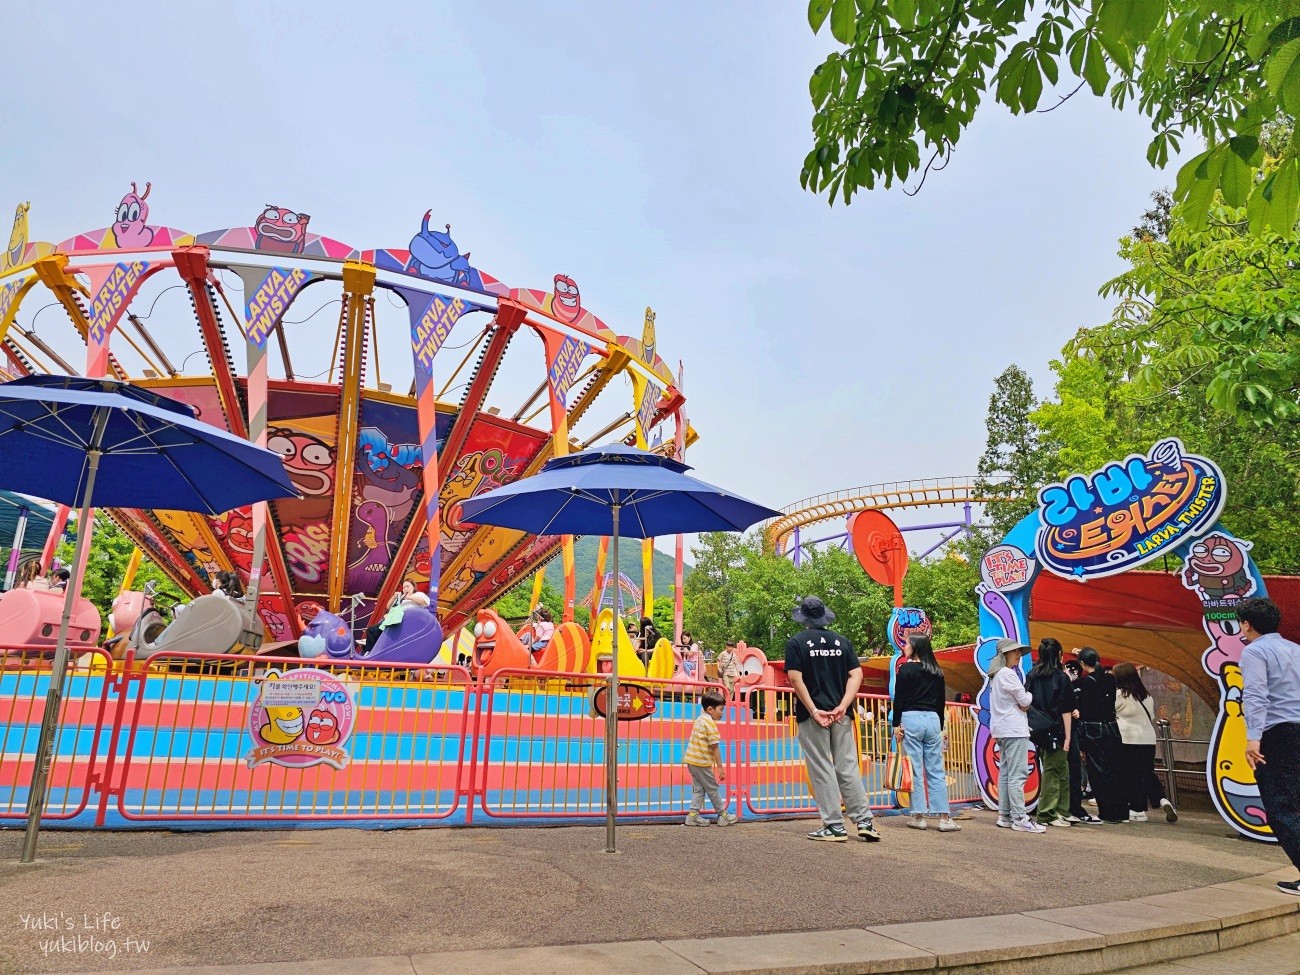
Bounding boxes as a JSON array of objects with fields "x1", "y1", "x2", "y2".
[{"x1": 172, "y1": 246, "x2": 299, "y2": 635}]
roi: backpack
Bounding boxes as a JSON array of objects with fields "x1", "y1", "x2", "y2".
[{"x1": 1025, "y1": 672, "x2": 1065, "y2": 750}]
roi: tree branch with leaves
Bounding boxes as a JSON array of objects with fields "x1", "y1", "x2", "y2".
[{"x1": 804, "y1": 0, "x2": 1300, "y2": 233}]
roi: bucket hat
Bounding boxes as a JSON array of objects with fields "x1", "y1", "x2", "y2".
[
  {"x1": 792, "y1": 596, "x2": 836, "y2": 627},
  {"x1": 990, "y1": 636, "x2": 1031, "y2": 674}
]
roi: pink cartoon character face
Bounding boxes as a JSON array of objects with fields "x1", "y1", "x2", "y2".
[
  {"x1": 267, "y1": 427, "x2": 334, "y2": 497},
  {"x1": 254, "y1": 205, "x2": 310, "y2": 254},
  {"x1": 1202, "y1": 614, "x2": 1249, "y2": 678},
  {"x1": 553, "y1": 274, "x2": 581, "y2": 324},
  {"x1": 114, "y1": 182, "x2": 155, "y2": 248}
]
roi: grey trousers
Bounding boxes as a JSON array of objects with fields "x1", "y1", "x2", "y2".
[
  {"x1": 797, "y1": 715, "x2": 873, "y2": 827},
  {"x1": 997, "y1": 736, "x2": 1030, "y2": 821},
  {"x1": 688, "y1": 764, "x2": 724, "y2": 814}
]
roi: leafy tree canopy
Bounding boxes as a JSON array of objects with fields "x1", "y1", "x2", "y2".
[
  {"x1": 973, "y1": 364, "x2": 1053, "y2": 542},
  {"x1": 804, "y1": 0, "x2": 1300, "y2": 232},
  {"x1": 1072, "y1": 164, "x2": 1300, "y2": 424}
]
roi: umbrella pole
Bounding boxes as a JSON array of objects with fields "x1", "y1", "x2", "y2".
[
  {"x1": 21, "y1": 408, "x2": 108, "y2": 864},
  {"x1": 605, "y1": 499, "x2": 620, "y2": 853}
]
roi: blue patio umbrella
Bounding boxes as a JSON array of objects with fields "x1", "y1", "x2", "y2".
[
  {"x1": 456, "y1": 443, "x2": 780, "y2": 852},
  {"x1": 0, "y1": 375, "x2": 298, "y2": 863}
]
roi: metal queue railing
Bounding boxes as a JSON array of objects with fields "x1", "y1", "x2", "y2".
[
  {"x1": 0, "y1": 647, "x2": 117, "y2": 820},
  {"x1": 1153, "y1": 719, "x2": 1212, "y2": 809},
  {"x1": 0, "y1": 652, "x2": 982, "y2": 826}
]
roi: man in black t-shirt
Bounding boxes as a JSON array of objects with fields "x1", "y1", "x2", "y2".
[{"x1": 785, "y1": 596, "x2": 881, "y2": 843}]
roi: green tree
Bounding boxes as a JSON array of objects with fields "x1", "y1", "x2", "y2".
[
  {"x1": 1073, "y1": 169, "x2": 1300, "y2": 424},
  {"x1": 973, "y1": 365, "x2": 1054, "y2": 542},
  {"x1": 493, "y1": 574, "x2": 568, "y2": 625},
  {"x1": 903, "y1": 553, "x2": 982, "y2": 647},
  {"x1": 56, "y1": 517, "x2": 181, "y2": 621},
  {"x1": 803, "y1": 1, "x2": 1300, "y2": 232},
  {"x1": 682, "y1": 531, "x2": 751, "y2": 650}
]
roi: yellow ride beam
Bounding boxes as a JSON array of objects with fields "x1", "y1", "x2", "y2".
[{"x1": 327, "y1": 261, "x2": 376, "y2": 613}]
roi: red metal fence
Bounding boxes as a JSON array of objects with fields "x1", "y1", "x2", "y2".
[{"x1": 0, "y1": 652, "x2": 981, "y2": 827}]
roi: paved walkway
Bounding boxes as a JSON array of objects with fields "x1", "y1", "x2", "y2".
[{"x1": 1, "y1": 809, "x2": 1295, "y2": 974}]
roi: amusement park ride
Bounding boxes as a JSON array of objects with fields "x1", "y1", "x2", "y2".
[{"x1": 0, "y1": 189, "x2": 694, "y2": 666}]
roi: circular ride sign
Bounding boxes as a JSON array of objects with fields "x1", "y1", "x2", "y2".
[{"x1": 245, "y1": 668, "x2": 355, "y2": 770}]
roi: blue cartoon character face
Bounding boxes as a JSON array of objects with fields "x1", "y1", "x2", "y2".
[{"x1": 407, "y1": 211, "x2": 474, "y2": 285}]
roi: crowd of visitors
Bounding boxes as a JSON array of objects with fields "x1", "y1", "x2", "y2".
[{"x1": 678, "y1": 592, "x2": 1298, "y2": 901}]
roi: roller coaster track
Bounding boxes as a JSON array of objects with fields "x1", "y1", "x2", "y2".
[{"x1": 766, "y1": 476, "x2": 1012, "y2": 554}]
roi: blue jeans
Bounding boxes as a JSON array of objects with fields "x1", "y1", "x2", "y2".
[{"x1": 901, "y1": 710, "x2": 950, "y2": 815}]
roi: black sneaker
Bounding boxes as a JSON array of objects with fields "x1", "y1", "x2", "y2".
[
  {"x1": 1278, "y1": 879, "x2": 1300, "y2": 896},
  {"x1": 807, "y1": 825, "x2": 848, "y2": 842},
  {"x1": 856, "y1": 820, "x2": 882, "y2": 842},
  {"x1": 1075, "y1": 815, "x2": 1103, "y2": 824}
]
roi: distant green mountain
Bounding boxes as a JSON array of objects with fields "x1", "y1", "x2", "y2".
[{"x1": 543, "y1": 535, "x2": 690, "y2": 602}]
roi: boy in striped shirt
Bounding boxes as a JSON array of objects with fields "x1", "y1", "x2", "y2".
[{"x1": 684, "y1": 689, "x2": 736, "y2": 826}]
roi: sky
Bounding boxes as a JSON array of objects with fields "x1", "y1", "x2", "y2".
[{"x1": 0, "y1": 1, "x2": 1187, "y2": 552}]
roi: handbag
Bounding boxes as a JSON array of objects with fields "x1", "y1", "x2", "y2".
[{"x1": 885, "y1": 749, "x2": 914, "y2": 792}]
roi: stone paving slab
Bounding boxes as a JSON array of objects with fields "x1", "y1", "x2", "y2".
[
  {"x1": 1022, "y1": 900, "x2": 1219, "y2": 946},
  {"x1": 409, "y1": 941, "x2": 706, "y2": 975},
  {"x1": 1136, "y1": 884, "x2": 1300, "y2": 926},
  {"x1": 864, "y1": 913, "x2": 1105, "y2": 967},
  {"x1": 661, "y1": 928, "x2": 937, "y2": 975}
]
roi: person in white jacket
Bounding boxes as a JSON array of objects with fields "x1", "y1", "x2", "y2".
[
  {"x1": 1113, "y1": 663, "x2": 1177, "y2": 823},
  {"x1": 990, "y1": 638, "x2": 1045, "y2": 833}
]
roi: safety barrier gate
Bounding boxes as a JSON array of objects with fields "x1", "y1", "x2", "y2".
[{"x1": 0, "y1": 654, "x2": 981, "y2": 828}]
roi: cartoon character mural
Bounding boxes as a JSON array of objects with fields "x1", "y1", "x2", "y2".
[
  {"x1": 112, "y1": 182, "x2": 155, "y2": 248},
  {"x1": 269, "y1": 427, "x2": 335, "y2": 498},
  {"x1": 407, "y1": 212, "x2": 474, "y2": 285},
  {"x1": 347, "y1": 417, "x2": 424, "y2": 596},
  {"x1": 975, "y1": 439, "x2": 1271, "y2": 841},
  {"x1": 552, "y1": 274, "x2": 581, "y2": 323},
  {"x1": 254, "y1": 205, "x2": 310, "y2": 254},
  {"x1": 265, "y1": 418, "x2": 337, "y2": 593},
  {"x1": 1178, "y1": 533, "x2": 1272, "y2": 840},
  {"x1": 1182, "y1": 533, "x2": 1254, "y2": 600}
]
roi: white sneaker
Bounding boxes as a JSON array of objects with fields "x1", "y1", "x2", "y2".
[
  {"x1": 1130, "y1": 811, "x2": 1148, "y2": 822},
  {"x1": 1012, "y1": 817, "x2": 1046, "y2": 833},
  {"x1": 996, "y1": 818, "x2": 1013, "y2": 828},
  {"x1": 1161, "y1": 799, "x2": 1178, "y2": 823},
  {"x1": 907, "y1": 815, "x2": 928, "y2": 830},
  {"x1": 1050, "y1": 818, "x2": 1073, "y2": 828},
  {"x1": 937, "y1": 818, "x2": 961, "y2": 832}
]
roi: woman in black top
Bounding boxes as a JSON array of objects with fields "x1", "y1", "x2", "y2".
[
  {"x1": 1025, "y1": 638, "x2": 1074, "y2": 828},
  {"x1": 1076, "y1": 646, "x2": 1127, "y2": 824},
  {"x1": 892, "y1": 634, "x2": 959, "y2": 831}
]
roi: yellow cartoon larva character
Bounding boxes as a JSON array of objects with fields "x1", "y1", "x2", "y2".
[{"x1": 1208, "y1": 664, "x2": 1270, "y2": 838}]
